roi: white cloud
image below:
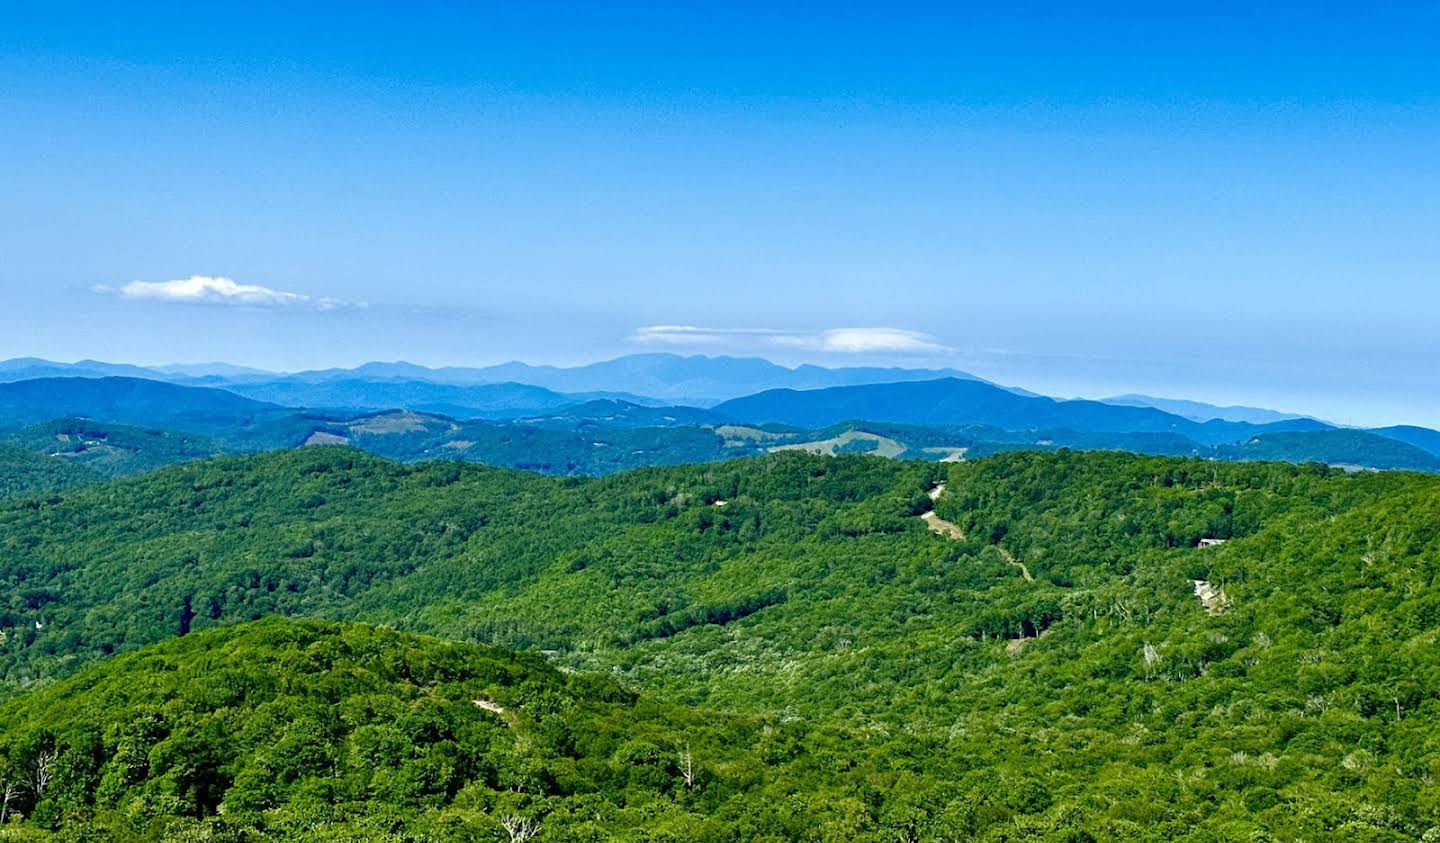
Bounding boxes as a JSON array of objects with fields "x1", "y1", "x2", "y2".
[
  {"x1": 774, "y1": 327, "x2": 949, "y2": 354},
  {"x1": 627, "y1": 325, "x2": 783, "y2": 346},
  {"x1": 93, "y1": 276, "x2": 358, "y2": 311},
  {"x1": 628, "y1": 325, "x2": 729, "y2": 345},
  {"x1": 628, "y1": 325, "x2": 949, "y2": 354}
]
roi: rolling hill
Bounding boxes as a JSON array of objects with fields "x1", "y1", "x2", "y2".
[
  {"x1": 1374, "y1": 424, "x2": 1440, "y2": 456},
  {"x1": 0, "y1": 447, "x2": 1437, "y2": 839},
  {"x1": 0, "y1": 442, "x2": 101, "y2": 497},
  {"x1": 2, "y1": 419, "x2": 226, "y2": 478},
  {"x1": 302, "y1": 409, "x2": 768, "y2": 475},
  {"x1": 216, "y1": 377, "x2": 632, "y2": 419},
  {"x1": 3, "y1": 373, "x2": 1439, "y2": 479},
  {"x1": 714, "y1": 377, "x2": 1331, "y2": 444},
  {"x1": 517, "y1": 398, "x2": 728, "y2": 428},
  {"x1": 1215, "y1": 428, "x2": 1440, "y2": 471},
  {"x1": 0, "y1": 377, "x2": 285, "y2": 433},
  {"x1": 0, "y1": 618, "x2": 796, "y2": 839}
]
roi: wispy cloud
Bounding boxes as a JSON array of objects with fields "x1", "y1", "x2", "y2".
[
  {"x1": 93, "y1": 276, "x2": 360, "y2": 311},
  {"x1": 775, "y1": 327, "x2": 949, "y2": 354},
  {"x1": 629, "y1": 325, "x2": 949, "y2": 354}
]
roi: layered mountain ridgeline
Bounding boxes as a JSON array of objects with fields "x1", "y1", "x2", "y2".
[
  {"x1": 0, "y1": 383, "x2": 762, "y2": 489},
  {"x1": 0, "y1": 358, "x2": 175, "y2": 383},
  {"x1": 713, "y1": 379, "x2": 1440, "y2": 471},
  {"x1": 712, "y1": 378, "x2": 1336, "y2": 443},
  {"x1": 443, "y1": 353, "x2": 990, "y2": 405},
  {"x1": 0, "y1": 376, "x2": 640, "y2": 433},
  {"x1": 215, "y1": 378, "x2": 660, "y2": 419},
  {"x1": 1374, "y1": 425, "x2": 1440, "y2": 457},
  {"x1": 293, "y1": 411, "x2": 1440, "y2": 474},
  {"x1": 1, "y1": 448, "x2": 1437, "y2": 839},
  {"x1": 0, "y1": 354, "x2": 989, "y2": 406},
  {"x1": 0, "y1": 377, "x2": 282, "y2": 431},
  {"x1": 4, "y1": 375, "x2": 1440, "y2": 497},
  {"x1": 1102, "y1": 393, "x2": 1310, "y2": 425},
  {"x1": 0, "y1": 378, "x2": 317, "y2": 451}
]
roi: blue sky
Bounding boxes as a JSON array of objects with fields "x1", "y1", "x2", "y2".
[{"x1": 2, "y1": 2, "x2": 1438, "y2": 425}]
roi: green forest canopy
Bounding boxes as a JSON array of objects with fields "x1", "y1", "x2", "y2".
[{"x1": 0, "y1": 448, "x2": 1437, "y2": 840}]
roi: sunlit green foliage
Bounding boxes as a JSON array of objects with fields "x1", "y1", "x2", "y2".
[
  {"x1": 0, "y1": 448, "x2": 1437, "y2": 840},
  {"x1": 0, "y1": 444, "x2": 98, "y2": 498}
]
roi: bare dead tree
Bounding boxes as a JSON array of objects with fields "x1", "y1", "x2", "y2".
[
  {"x1": 500, "y1": 813, "x2": 540, "y2": 842},
  {"x1": 28, "y1": 748, "x2": 57, "y2": 800},
  {"x1": 678, "y1": 745, "x2": 696, "y2": 789},
  {"x1": 1142, "y1": 642, "x2": 1161, "y2": 679},
  {"x1": 1, "y1": 778, "x2": 18, "y2": 824}
]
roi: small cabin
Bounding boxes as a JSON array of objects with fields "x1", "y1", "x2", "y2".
[{"x1": 1198, "y1": 538, "x2": 1228, "y2": 548}]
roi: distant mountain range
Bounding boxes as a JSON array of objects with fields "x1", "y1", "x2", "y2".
[
  {"x1": 216, "y1": 378, "x2": 652, "y2": 419},
  {"x1": 423, "y1": 354, "x2": 992, "y2": 405},
  {"x1": 0, "y1": 354, "x2": 991, "y2": 406},
  {"x1": 0, "y1": 377, "x2": 332, "y2": 451},
  {"x1": 712, "y1": 378, "x2": 1440, "y2": 465},
  {"x1": 0, "y1": 357, "x2": 173, "y2": 382},
  {"x1": 1371, "y1": 425, "x2": 1440, "y2": 457},
  {"x1": 0, "y1": 377, "x2": 282, "y2": 431},
  {"x1": 0, "y1": 355, "x2": 1342, "y2": 427},
  {"x1": 2, "y1": 359, "x2": 1438, "y2": 478},
  {"x1": 1102, "y1": 393, "x2": 1312, "y2": 425},
  {"x1": 713, "y1": 378, "x2": 1330, "y2": 444}
]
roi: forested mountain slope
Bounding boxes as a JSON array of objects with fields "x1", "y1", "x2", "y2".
[
  {"x1": 0, "y1": 619, "x2": 805, "y2": 841},
  {"x1": 6, "y1": 375, "x2": 1439, "y2": 478},
  {"x1": 0, "y1": 443, "x2": 100, "y2": 498},
  {"x1": 3, "y1": 419, "x2": 226, "y2": 478},
  {"x1": 1214, "y1": 428, "x2": 1440, "y2": 471},
  {"x1": 0, "y1": 377, "x2": 280, "y2": 430},
  {"x1": 713, "y1": 378, "x2": 1330, "y2": 445},
  {"x1": 0, "y1": 449, "x2": 1437, "y2": 839},
  {"x1": 1376, "y1": 424, "x2": 1440, "y2": 456},
  {"x1": 218, "y1": 377, "x2": 643, "y2": 419}
]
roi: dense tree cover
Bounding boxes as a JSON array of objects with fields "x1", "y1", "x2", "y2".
[
  {"x1": 0, "y1": 619, "x2": 815, "y2": 841},
  {"x1": 846, "y1": 421, "x2": 1440, "y2": 471},
  {"x1": 0, "y1": 445, "x2": 98, "y2": 499},
  {"x1": 1213, "y1": 429, "x2": 1440, "y2": 471},
  {"x1": 1, "y1": 448, "x2": 1438, "y2": 839},
  {"x1": 1374, "y1": 425, "x2": 1440, "y2": 457},
  {"x1": 329, "y1": 412, "x2": 771, "y2": 476},
  {"x1": 5, "y1": 384, "x2": 1438, "y2": 484},
  {"x1": 3, "y1": 420, "x2": 225, "y2": 479}
]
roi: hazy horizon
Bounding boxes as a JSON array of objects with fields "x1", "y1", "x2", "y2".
[{"x1": 3, "y1": 348, "x2": 1432, "y2": 430}]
